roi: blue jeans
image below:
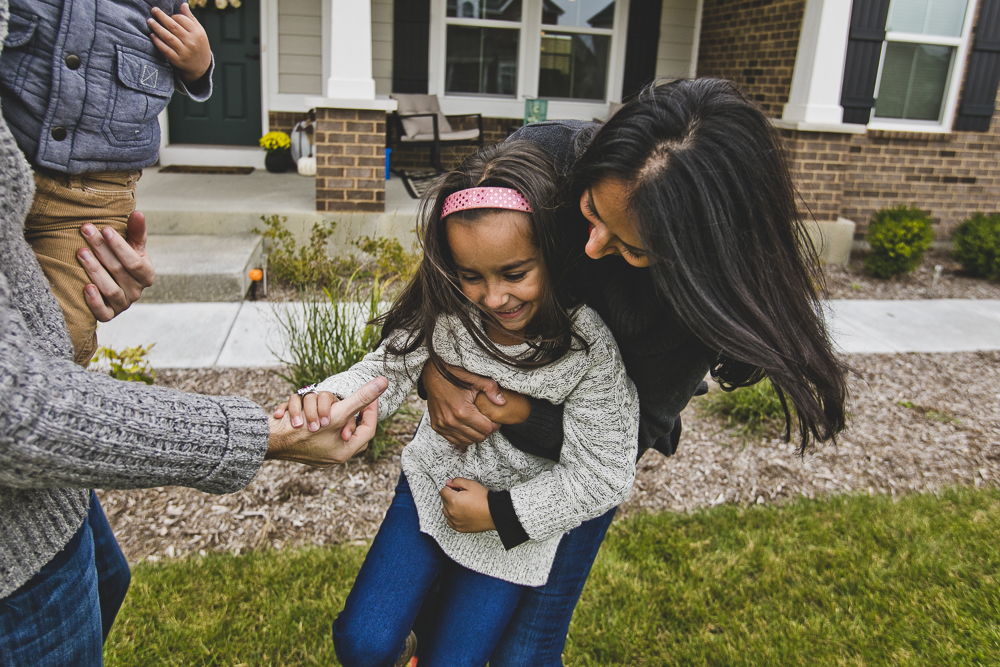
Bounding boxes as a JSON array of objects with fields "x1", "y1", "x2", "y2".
[
  {"x1": 489, "y1": 506, "x2": 617, "y2": 666},
  {"x1": 333, "y1": 475, "x2": 527, "y2": 667},
  {"x1": 0, "y1": 491, "x2": 131, "y2": 667}
]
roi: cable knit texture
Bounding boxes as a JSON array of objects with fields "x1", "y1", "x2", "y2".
[
  {"x1": 315, "y1": 306, "x2": 639, "y2": 586},
  {"x1": 0, "y1": 0, "x2": 268, "y2": 597}
]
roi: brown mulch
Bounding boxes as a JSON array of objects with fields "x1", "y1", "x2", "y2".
[
  {"x1": 822, "y1": 248, "x2": 1000, "y2": 300},
  {"x1": 98, "y1": 351, "x2": 1000, "y2": 564}
]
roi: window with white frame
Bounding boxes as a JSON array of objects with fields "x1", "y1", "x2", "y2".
[
  {"x1": 872, "y1": 0, "x2": 976, "y2": 125},
  {"x1": 441, "y1": 0, "x2": 621, "y2": 102}
]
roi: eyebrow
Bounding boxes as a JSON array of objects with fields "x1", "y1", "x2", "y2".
[
  {"x1": 456, "y1": 258, "x2": 535, "y2": 274},
  {"x1": 587, "y1": 188, "x2": 647, "y2": 257}
]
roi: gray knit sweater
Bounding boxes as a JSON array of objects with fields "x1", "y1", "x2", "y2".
[
  {"x1": 315, "y1": 307, "x2": 639, "y2": 586},
  {"x1": 0, "y1": 0, "x2": 270, "y2": 598}
]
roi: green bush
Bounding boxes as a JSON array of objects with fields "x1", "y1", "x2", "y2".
[
  {"x1": 253, "y1": 214, "x2": 340, "y2": 287},
  {"x1": 952, "y1": 212, "x2": 1000, "y2": 281},
  {"x1": 864, "y1": 205, "x2": 935, "y2": 278},
  {"x1": 90, "y1": 344, "x2": 156, "y2": 384},
  {"x1": 703, "y1": 379, "x2": 789, "y2": 436},
  {"x1": 352, "y1": 235, "x2": 420, "y2": 282}
]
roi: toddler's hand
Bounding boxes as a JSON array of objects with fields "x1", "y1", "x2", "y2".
[
  {"x1": 440, "y1": 478, "x2": 495, "y2": 533},
  {"x1": 148, "y1": 3, "x2": 212, "y2": 84},
  {"x1": 274, "y1": 391, "x2": 341, "y2": 432},
  {"x1": 473, "y1": 389, "x2": 531, "y2": 425}
]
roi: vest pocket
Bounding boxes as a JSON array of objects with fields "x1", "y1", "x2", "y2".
[
  {"x1": 0, "y1": 12, "x2": 38, "y2": 97},
  {"x1": 102, "y1": 46, "x2": 174, "y2": 147}
]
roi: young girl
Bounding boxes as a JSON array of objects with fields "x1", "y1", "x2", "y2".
[{"x1": 285, "y1": 142, "x2": 639, "y2": 667}]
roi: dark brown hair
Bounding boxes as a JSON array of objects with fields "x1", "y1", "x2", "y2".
[{"x1": 376, "y1": 141, "x2": 587, "y2": 387}]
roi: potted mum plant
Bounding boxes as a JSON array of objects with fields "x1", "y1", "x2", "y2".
[{"x1": 260, "y1": 131, "x2": 292, "y2": 173}]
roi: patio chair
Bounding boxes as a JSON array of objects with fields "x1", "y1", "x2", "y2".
[{"x1": 389, "y1": 94, "x2": 483, "y2": 172}]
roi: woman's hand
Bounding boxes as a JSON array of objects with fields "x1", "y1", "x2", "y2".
[
  {"x1": 274, "y1": 391, "x2": 340, "y2": 431},
  {"x1": 266, "y1": 377, "x2": 387, "y2": 466},
  {"x1": 440, "y1": 478, "x2": 495, "y2": 533},
  {"x1": 77, "y1": 211, "x2": 155, "y2": 321},
  {"x1": 474, "y1": 390, "x2": 531, "y2": 425},
  {"x1": 422, "y1": 362, "x2": 505, "y2": 449}
]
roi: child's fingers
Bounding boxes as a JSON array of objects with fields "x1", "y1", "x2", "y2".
[
  {"x1": 149, "y1": 7, "x2": 184, "y2": 37},
  {"x1": 273, "y1": 401, "x2": 289, "y2": 418},
  {"x1": 302, "y1": 393, "x2": 321, "y2": 432},
  {"x1": 317, "y1": 392, "x2": 339, "y2": 427},
  {"x1": 149, "y1": 33, "x2": 180, "y2": 62},
  {"x1": 286, "y1": 394, "x2": 305, "y2": 428}
]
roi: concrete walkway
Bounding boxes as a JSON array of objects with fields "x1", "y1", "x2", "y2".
[{"x1": 94, "y1": 299, "x2": 1000, "y2": 369}]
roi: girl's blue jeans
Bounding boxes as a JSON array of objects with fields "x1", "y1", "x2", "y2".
[
  {"x1": 0, "y1": 491, "x2": 131, "y2": 667},
  {"x1": 333, "y1": 474, "x2": 528, "y2": 667}
]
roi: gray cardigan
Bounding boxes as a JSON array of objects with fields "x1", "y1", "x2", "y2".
[{"x1": 0, "y1": 0, "x2": 267, "y2": 599}]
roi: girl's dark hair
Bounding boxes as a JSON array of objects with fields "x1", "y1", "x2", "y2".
[
  {"x1": 377, "y1": 141, "x2": 586, "y2": 386},
  {"x1": 571, "y1": 78, "x2": 849, "y2": 449}
]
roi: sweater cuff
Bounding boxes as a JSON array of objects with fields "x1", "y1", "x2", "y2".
[
  {"x1": 499, "y1": 396, "x2": 563, "y2": 462},
  {"x1": 196, "y1": 396, "x2": 269, "y2": 495},
  {"x1": 488, "y1": 490, "x2": 530, "y2": 550},
  {"x1": 174, "y1": 54, "x2": 214, "y2": 101}
]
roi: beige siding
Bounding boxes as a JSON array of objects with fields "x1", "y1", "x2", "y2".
[
  {"x1": 655, "y1": 0, "x2": 698, "y2": 80},
  {"x1": 278, "y1": 0, "x2": 323, "y2": 94},
  {"x1": 372, "y1": 0, "x2": 394, "y2": 95}
]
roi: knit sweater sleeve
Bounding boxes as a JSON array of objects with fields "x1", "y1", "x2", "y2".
[
  {"x1": 0, "y1": 274, "x2": 269, "y2": 495},
  {"x1": 312, "y1": 329, "x2": 428, "y2": 421},
  {"x1": 507, "y1": 321, "x2": 640, "y2": 542}
]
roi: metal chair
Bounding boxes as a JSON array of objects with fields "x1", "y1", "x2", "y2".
[{"x1": 389, "y1": 94, "x2": 484, "y2": 172}]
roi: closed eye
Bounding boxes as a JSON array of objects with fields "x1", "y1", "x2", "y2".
[{"x1": 504, "y1": 272, "x2": 527, "y2": 282}]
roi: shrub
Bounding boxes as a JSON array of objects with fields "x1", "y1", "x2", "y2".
[
  {"x1": 952, "y1": 212, "x2": 1000, "y2": 281},
  {"x1": 352, "y1": 235, "x2": 420, "y2": 282},
  {"x1": 253, "y1": 215, "x2": 340, "y2": 287},
  {"x1": 864, "y1": 205, "x2": 935, "y2": 278},
  {"x1": 90, "y1": 344, "x2": 156, "y2": 385},
  {"x1": 703, "y1": 379, "x2": 790, "y2": 436}
]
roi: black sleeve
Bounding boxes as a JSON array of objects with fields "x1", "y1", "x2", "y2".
[
  {"x1": 499, "y1": 396, "x2": 564, "y2": 462},
  {"x1": 488, "y1": 489, "x2": 530, "y2": 550}
]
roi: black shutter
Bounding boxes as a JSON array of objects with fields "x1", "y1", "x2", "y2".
[
  {"x1": 621, "y1": 0, "x2": 663, "y2": 101},
  {"x1": 955, "y1": 0, "x2": 1000, "y2": 131},
  {"x1": 839, "y1": 0, "x2": 892, "y2": 124},
  {"x1": 392, "y1": 0, "x2": 430, "y2": 94}
]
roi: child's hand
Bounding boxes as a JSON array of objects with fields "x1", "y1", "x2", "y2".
[
  {"x1": 440, "y1": 478, "x2": 495, "y2": 533},
  {"x1": 148, "y1": 3, "x2": 211, "y2": 84},
  {"x1": 473, "y1": 389, "x2": 531, "y2": 425},
  {"x1": 274, "y1": 391, "x2": 341, "y2": 432}
]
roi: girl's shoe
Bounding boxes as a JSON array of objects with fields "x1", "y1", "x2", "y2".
[{"x1": 394, "y1": 631, "x2": 418, "y2": 667}]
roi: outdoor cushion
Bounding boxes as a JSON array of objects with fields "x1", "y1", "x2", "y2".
[
  {"x1": 402, "y1": 128, "x2": 482, "y2": 142},
  {"x1": 391, "y1": 94, "x2": 453, "y2": 139}
]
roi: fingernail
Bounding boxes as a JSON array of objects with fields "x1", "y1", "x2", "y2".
[
  {"x1": 291, "y1": 416, "x2": 303, "y2": 427},
  {"x1": 79, "y1": 249, "x2": 92, "y2": 261},
  {"x1": 309, "y1": 422, "x2": 318, "y2": 432},
  {"x1": 85, "y1": 285, "x2": 98, "y2": 298},
  {"x1": 320, "y1": 417, "x2": 329, "y2": 427},
  {"x1": 102, "y1": 227, "x2": 114, "y2": 239},
  {"x1": 497, "y1": 391, "x2": 506, "y2": 404}
]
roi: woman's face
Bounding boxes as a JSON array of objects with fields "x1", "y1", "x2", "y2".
[{"x1": 579, "y1": 178, "x2": 651, "y2": 268}]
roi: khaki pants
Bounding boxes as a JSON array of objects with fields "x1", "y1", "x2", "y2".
[{"x1": 23, "y1": 169, "x2": 141, "y2": 366}]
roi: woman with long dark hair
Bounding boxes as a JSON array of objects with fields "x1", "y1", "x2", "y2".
[{"x1": 420, "y1": 78, "x2": 849, "y2": 665}]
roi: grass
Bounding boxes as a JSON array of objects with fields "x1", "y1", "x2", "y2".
[
  {"x1": 105, "y1": 488, "x2": 1000, "y2": 666},
  {"x1": 702, "y1": 379, "x2": 791, "y2": 437}
]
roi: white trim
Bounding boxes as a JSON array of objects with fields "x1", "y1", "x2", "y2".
[
  {"x1": 261, "y1": 0, "x2": 274, "y2": 137},
  {"x1": 159, "y1": 145, "x2": 266, "y2": 168},
  {"x1": 771, "y1": 118, "x2": 867, "y2": 134},
  {"x1": 305, "y1": 96, "x2": 397, "y2": 111},
  {"x1": 781, "y1": 0, "x2": 853, "y2": 125},
  {"x1": 324, "y1": 0, "x2": 377, "y2": 99},
  {"x1": 689, "y1": 0, "x2": 704, "y2": 79},
  {"x1": 435, "y1": 95, "x2": 613, "y2": 120}
]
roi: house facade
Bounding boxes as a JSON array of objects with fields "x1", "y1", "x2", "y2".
[{"x1": 162, "y1": 0, "x2": 1000, "y2": 236}]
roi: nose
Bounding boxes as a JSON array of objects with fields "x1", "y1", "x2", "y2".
[
  {"x1": 584, "y1": 222, "x2": 616, "y2": 260},
  {"x1": 484, "y1": 282, "x2": 508, "y2": 309}
]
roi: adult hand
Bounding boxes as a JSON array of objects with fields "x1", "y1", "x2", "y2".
[
  {"x1": 77, "y1": 210, "x2": 155, "y2": 322},
  {"x1": 266, "y1": 377, "x2": 388, "y2": 466},
  {"x1": 422, "y1": 362, "x2": 504, "y2": 449},
  {"x1": 440, "y1": 478, "x2": 495, "y2": 533},
  {"x1": 148, "y1": 4, "x2": 212, "y2": 84}
]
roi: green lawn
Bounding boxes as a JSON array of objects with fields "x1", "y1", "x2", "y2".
[{"x1": 106, "y1": 488, "x2": 1000, "y2": 666}]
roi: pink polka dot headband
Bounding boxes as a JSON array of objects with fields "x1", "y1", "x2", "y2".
[{"x1": 441, "y1": 187, "x2": 532, "y2": 219}]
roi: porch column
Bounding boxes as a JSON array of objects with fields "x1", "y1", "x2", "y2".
[
  {"x1": 780, "y1": 0, "x2": 855, "y2": 127},
  {"x1": 325, "y1": 0, "x2": 377, "y2": 99}
]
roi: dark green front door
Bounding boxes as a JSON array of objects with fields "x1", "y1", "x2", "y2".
[{"x1": 167, "y1": 0, "x2": 262, "y2": 145}]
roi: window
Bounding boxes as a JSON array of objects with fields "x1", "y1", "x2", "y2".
[
  {"x1": 435, "y1": 0, "x2": 624, "y2": 105},
  {"x1": 871, "y1": 0, "x2": 976, "y2": 127}
]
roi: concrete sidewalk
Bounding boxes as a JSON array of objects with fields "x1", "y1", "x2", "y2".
[{"x1": 95, "y1": 299, "x2": 1000, "y2": 369}]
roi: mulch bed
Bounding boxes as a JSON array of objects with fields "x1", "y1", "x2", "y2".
[
  {"x1": 823, "y1": 248, "x2": 1000, "y2": 300},
  {"x1": 98, "y1": 351, "x2": 1000, "y2": 564}
]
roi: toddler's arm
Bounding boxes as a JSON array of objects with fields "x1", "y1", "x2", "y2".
[{"x1": 148, "y1": 4, "x2": 212, "y2": 85}]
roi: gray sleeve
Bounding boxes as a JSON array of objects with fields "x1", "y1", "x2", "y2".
[
  {"x1": 174, "y1": 54, "x2": 214, "y2": 101},
  {"x1": 0, "y1": 273, "x2": 268, "y2": 495}
]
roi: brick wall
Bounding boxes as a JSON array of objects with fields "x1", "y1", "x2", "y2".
[
  {"x1": 784, "y1": 126, "x2": 1000, "y2": 238},
  {"x1": 314, "y1": 109, "x2": 386, "y2": 212},
  {"x1": 697, "y1": 0, "x2": 806, "y2": 117},
  {"x1": 388, "y1": 117, "x2": 520, "y2": 172},
  {"x1": 268, "y1": 111, "x2": 310, "y2": 134}
]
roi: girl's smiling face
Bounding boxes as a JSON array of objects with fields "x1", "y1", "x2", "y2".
[{"x1": 446, "y1": 210, "x2": 545, "y2": 345}]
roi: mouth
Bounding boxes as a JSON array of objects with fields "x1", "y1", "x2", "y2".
[{"x1": 493, "y1": 303, "x2": 526, "y2": 320}]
